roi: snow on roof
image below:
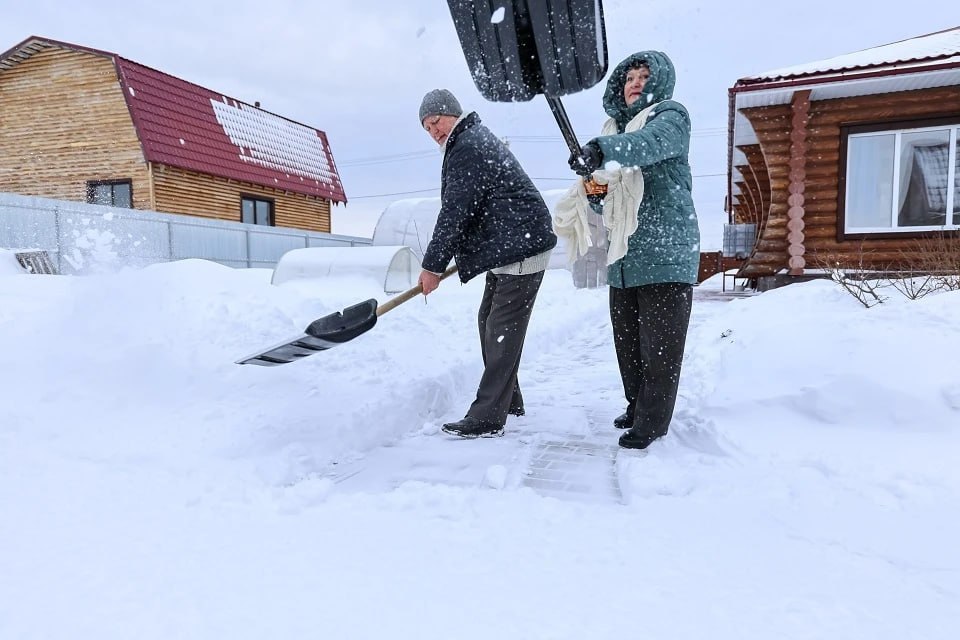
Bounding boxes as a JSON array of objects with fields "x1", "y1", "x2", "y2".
[
  {"x1": 740, "y1": 26, "x2": 960, "y2": 84},
  {"x1": 117, "y1": 57, "x2": 347, "y2": 203},
  {"x1": 0, "y1": 36, "x2": 347, "y2": 203},
  {"x1": 209, "y1": 97, "x2": 338, "y2": 188}
]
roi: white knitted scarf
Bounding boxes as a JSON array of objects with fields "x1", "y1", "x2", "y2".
[{"x1": 553, "y1": 102, "x2": 659, "y2": 265}]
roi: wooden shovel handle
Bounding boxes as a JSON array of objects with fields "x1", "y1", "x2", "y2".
[{"x1": 376, "y1": 264, "x2": 459, "y2": 317}]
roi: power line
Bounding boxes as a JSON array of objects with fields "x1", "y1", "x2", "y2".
[
  {"x1": 339, "y1": 128, "x2": 729, "y2": 168},
  {"x1": 350, "y1": 187, "x2": 440, "y2": 200},
  {"x1": 505, "y1": 129, "x2": 727, "y2": 143},
  {"x1": 338, "y1": 149, "x2": 437, "y2": 167},
  {"x1": 350, "y1": 171, "x2": 728, "y2": 199},
  {"x1": 532, "y1": 171, "x2": 726, "y2": 181}
]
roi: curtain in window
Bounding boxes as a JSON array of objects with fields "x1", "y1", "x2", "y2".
[
  {"x1": 955, "y1": 131, "x2": 960, "y2": 225},
  {"x1": 847, "y1": 134, "x2": 894, "y2": 229}
]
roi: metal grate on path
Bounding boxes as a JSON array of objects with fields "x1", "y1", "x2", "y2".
[{"x1": 522, "y1": 437, "x2": 622, "y2": 504}]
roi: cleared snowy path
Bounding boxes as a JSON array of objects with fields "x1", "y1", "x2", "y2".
[{"x1": 326, "y1": 289, "x2": 733, "y2": 506}]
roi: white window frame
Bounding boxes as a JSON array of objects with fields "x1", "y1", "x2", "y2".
[{"x1": 844, "y1": 123, "x2": 959, "y2": 234}]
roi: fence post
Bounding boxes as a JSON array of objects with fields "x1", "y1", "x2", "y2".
[
  {"x1": 54, "y1": 204, "x2": 63, "y2": 273},
  {"x1": 167, "y1": 220, "x2": 174, "y2": 263},
  {"x1": 245, "y1": 228, "x2": 252, "y2": 268}
]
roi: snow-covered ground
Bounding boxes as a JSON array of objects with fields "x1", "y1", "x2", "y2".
[{"x1": 1, "y1": 249, "x2": 958, "y2": 639}]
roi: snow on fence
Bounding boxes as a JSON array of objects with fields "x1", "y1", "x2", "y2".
[{"x1": 0, "y1": 192, "x2": 370, "y2": 274}]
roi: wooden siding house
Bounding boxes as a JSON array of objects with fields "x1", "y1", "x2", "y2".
[
  {"x1": 727, "y1": 26, "x2": 960, "y2": 279},
  {"x1": 0, "y1": 36, "x2": 347, "y2": 232}
]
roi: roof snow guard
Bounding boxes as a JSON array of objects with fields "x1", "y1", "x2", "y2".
[
  {"x1": 728, "y1": 26, "x2": 960, "y2": 140},
  {"x1": 737, "y1": 26, "x2": 960, "y2": 87},
  {"x1": 1, "y1": 36, "x2": 347, "y2": 204}
]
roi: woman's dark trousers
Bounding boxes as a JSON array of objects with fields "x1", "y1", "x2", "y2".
[{"x1": 609, "y1": 282, "x2": 693, "y2": 440}]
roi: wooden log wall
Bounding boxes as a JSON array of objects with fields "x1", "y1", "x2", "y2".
[
  {"x1": 786, "y1": 90, "x2": 811, "y2": 275},
  {"x1": 0, "y1": 47, "x2": 150, "y2": 205},
  {"x1": 734, "y1": 177, "x2": 757, "y2": 221},
  {"x1": 741, "y1": 106, "x2": 792, "y2": 275},
  {"x1": 152, "y1": 165, "x2": 332, "y2": 233},
  {"x1": 732, "y1": 200, "x2": 748, "y2": 223},
  {"x1": 739, "y1": 84, "x2": 960, "y2": 276},
  {"x1": 737, "y1": 144, "x2": 769, "y2": 227}
]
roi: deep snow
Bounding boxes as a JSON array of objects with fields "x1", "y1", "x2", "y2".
[{"x1": 1, "y1": 251, "x2": 958, "y2": 639}]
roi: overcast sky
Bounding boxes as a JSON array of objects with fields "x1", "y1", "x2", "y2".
[{"x1": 2, "y1": 0, "x2": 955, "y2": 245}]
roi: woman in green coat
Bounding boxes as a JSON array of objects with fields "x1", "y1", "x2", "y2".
[{"x1": 570, "y1": 50, "x2": 701, "y2": 450}]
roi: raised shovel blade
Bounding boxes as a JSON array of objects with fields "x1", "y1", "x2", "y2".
[{"x1": 447, "y1": 0, "x2": 608, "y2": 102}]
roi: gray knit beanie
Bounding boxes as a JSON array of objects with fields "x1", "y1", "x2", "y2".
[{"x1": 419, "y1": 89, "x2": 463, "y2": 124}]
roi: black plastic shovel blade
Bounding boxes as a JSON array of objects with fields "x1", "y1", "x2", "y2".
[
  {"x1": 305, "y1": 299, "x2": 379, "y2": 344},
  {"x1": 234, "y1": 299, "x2": 379, "y2": 366},
  {"x1": 447, "y1": 0, "x2": 608, "y2": 102},
  {"x1": 527, "y1": 0, "x2": 608, "y2": 97}
]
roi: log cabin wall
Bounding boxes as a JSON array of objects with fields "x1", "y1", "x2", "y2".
[
  {"x1": 786, "y1": 90, "x2": 811, "y2": 275},
  {"x1": 152, "y1": 165, "x2": 332, "y2": 233},
  {"x1": 741, "y1": 105, "x2": 793, "y2": 275},
  {"x1": 733, "y1": 144, "x2": 768, "y2": 228},
  {"x1": 734, "y1": 177, "x2": 757, "y2": 221},
  {"x1": 731, "y1": 191, "x2": 751, "y2": 225},
  {"x1": 735, "y1": 164, "x2": 761, "y2": 223},
  {"x1": 0, "y1": 47, "x2": 150, "y2": 206},
  {"x1": 741, "y1": 84, "x2": 960, "y2": 275}
]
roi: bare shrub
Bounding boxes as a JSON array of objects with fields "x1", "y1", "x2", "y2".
[
  {"x1": 812, "y1": 247, "x2": 888, "y2": 308},
  {"x1": 899, "y1": 231, "x2": 960, "y2": 293},
  {"x1": 885, "y1": 272, "x2": 941, "y2": 300}
]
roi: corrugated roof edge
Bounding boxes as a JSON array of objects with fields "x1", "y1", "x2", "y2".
[{"x1": 733, "y1": 25, "x2": 960, "y2": 89}]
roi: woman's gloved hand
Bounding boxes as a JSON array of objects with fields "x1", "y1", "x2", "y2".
[{"x1": 568, "y1": 141, "x2": 603, "y2": 177}]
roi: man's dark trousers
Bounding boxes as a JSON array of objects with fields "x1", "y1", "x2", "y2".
[{"x1": 467, "y1": 270, "x2": 545, "y2": 426}]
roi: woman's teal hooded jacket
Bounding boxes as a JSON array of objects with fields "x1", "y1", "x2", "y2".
[{"x1": 591, "y1": 51, "x2": 701, "y2": 288}]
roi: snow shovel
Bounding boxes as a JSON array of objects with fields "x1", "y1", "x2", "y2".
[
  {"x1": 236, "y1": 264, "x2": 459, "y2": 366},
  {"x1": 446, "y1": 0, "x2": 608, "y2": 158}
]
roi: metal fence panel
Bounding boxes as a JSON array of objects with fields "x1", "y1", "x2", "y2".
[
  {"x1": 0, "y1": 196, "x2": 59, "y2": 251},
  {"x1": 0, "y1": 192, "x2": 370, "y2": 273},
  {"x1": 307, "y1": 235, "x2": 363, "y2": 248},
  {"x1": 249, "y1": 230, "x2": 309, "y2": 265},
  {"x1": 170, "y1": 221, "x2": 247, "y2": 263}
]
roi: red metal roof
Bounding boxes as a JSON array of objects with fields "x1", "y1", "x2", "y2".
[{"x1": 1, "y1": 36, "x2": 347, "y2": 203}]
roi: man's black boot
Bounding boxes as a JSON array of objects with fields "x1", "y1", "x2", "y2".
[{"x1": 442, "y1": 416, "x2": 504, "y2": 438}]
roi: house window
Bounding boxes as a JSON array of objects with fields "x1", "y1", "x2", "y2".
[
  {"x1": 86, "y1": 180, "x2": 132, "y2": 208},
  {"x1": 241, "y1": 196, "x2": 274, "y2": 226},
  {"x1": 844, "y1": 121, "x2": 959, "y2": 233}
]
